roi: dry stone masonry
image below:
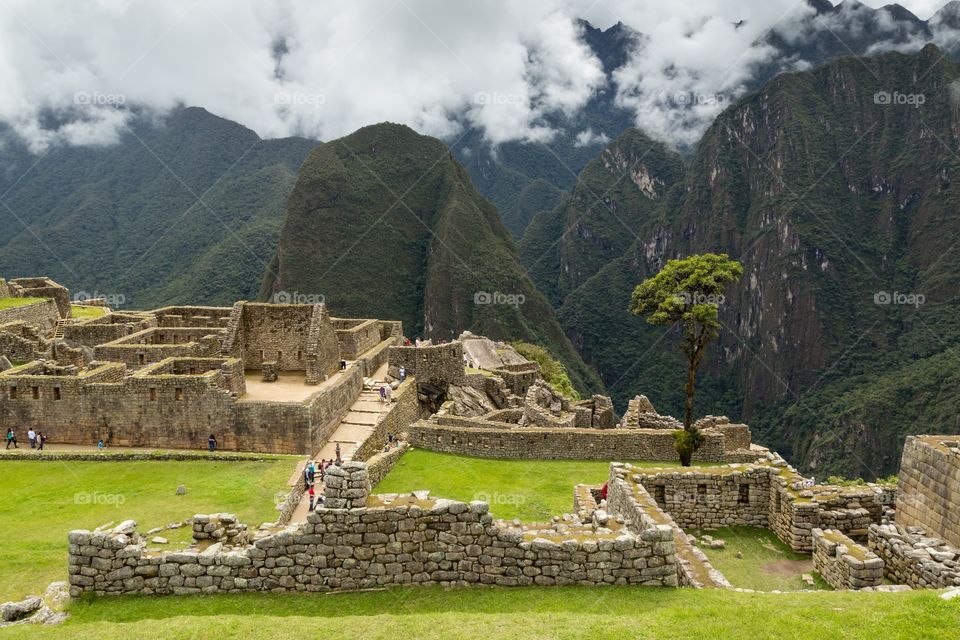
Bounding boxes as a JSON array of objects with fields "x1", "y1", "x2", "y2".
[{"x1": 812, "y1": 528, "x2": 884, "y2": 590}]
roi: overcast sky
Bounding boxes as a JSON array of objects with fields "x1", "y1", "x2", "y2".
[{"x1": 0, "y1": 0, "x2": 955, "y2": 152}]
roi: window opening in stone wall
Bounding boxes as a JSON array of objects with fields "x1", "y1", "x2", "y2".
[
  {"x1": 149, "y1": 388, "x2": 157, "y2": 401},
  {"x1": 138, "y1": 354, "x2": 145, "y2": 365},
  {"x1": 697, "y1": 484, "x2": 706, "y2": 496},
  {"x1": 297, "y1": 351, "x2": 302, "y2": 360},
  {"x1": 278, "y1": 350, "x2": 283, "y2": 361},
  {"x1": 53, "y1": 387, "x2": 61, "y2": 401},
  {"x1": 9, "y1": 387, "x2": 16, "y2": 399},
  {"x1": 259, "y1": 350, "x2": 264, "y2": 361},
  {"x1": 31, "y1": 386, "x2": 39, "y2": 400},
  {"x1": 738, "y1": 483, "x2": 750, "y2": 504},
  {"x1": 175, "y1": 388, "x2": 183, "y2": 401},
  {"x1": 774, "y1": 488, "x2": 781, "y2": 512},
  {"x1": 654, "y1": 485, "x2": 666, "y2": 506}
]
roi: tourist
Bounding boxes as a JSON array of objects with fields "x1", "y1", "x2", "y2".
[
  {"x1": 384, "y1": 385, "x2": 393, "y2": 403},
  {"x1": 36, "y1": 432, "x2": 46, "y2": 451},
  {"x1": 318, "y1": 460, "x2": 326, "y2": 482},
  {"x1": 335, "y1": 442, "x2": 341, "y2": 463},
  {"x1": 5, "y1": 428, "x2": 17, "y2": 449},
  {"x1": 97, "y1": 439, "x2": 104, "y2": 449},
  {"x1": 307, "y1": 484, "x2": 316, "y2": 511},
  {"x1": 27, "y1": 428, "x2": 36, "y2": 449},
  {"x1": 601, "y1": 482, "x2": 608, "y2": 501},
  {"x1": 379, "y1": 385, "x2": 386, "y2": 403},
  {"x1": 403, "y1": 337, "x2": 412, "y2": 346},
  {"x1": 340, "y1": 359, "x2": 347, "y2": 371},
  {"x1": 415, "y1": 338, "x2": 421, "y2": 347},
  {"x1": 304, "y1": 461, "x2": 316, "y2": 487},
  {"x1": 208, "y1": 434, "x2": 217, "y2": 452},
  {"x1": 399, "y1": 366, "x2": 406, "y2": 382}
]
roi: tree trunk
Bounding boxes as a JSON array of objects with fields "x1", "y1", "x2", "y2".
[{"x1": 684, "y1": 361, "x2": 696, "y2": 430}]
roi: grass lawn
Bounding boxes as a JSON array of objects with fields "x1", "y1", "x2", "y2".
[
  {"x1": 373, "y1": 449, "x2": 686, "y2": 521},
  {"x1": 0, "y1": 296, "x2": 47, "y2": 310},
  {"x1": 693, "y1": 526, "x2": 831, "y2": 591},
  {"x1": 2, "y1": 459, "x2": 297, "y2": 601},
  {"x1": 69, "y1": 304, "x2": 107, "y2": 318},
  {"x1": 4, "y1": 586, "x2": 958, "y2": 639}
]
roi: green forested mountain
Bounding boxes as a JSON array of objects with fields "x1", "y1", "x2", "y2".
[
  {"x1": 547, "y1": 44, "x2": 960, "y2": 476},
  {"x1": 259, "y1": 123, "x2": 602, "y2": 394},
  {"x1": 0, "y1": 107, "x2": 318, "y2": 308}
]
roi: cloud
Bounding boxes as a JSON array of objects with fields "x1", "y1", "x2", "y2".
[
  {"x1": 0, "y1": 0, "x2": 605, "y2": 151},
  {"x1": 0, "y1": 0, "x2": 956, "y2": 153}
]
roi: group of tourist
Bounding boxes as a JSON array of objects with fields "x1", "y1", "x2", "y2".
[
  {"x1": 5, "y1": 428, "x2": 46, "y2": 450},
  {"x1": 303, "y1": 458, "x2": 342, "y2": 511},
  {"x1": 378, "y1": 384, "x2": 394, "y2": 403}
]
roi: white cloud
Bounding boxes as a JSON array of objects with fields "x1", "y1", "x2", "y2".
[{"x1": 0, "y1": 0, "x2": 955, "y2": 153}]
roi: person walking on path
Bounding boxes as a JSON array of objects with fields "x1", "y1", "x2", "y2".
[
  {"x1": 207, "y1": 434, "x2": 217, "y2": 452},
  {"x1": 307, "y1": 484, "x2": 316, "y2": 511},
  {"x1": 28, "y1": 429, "x2": 36, "y2": 449},
  {"x1": 399, "y1": 366, "x2": 406, "y2": 382},
  {"x1": 6, "y1": 428, "x2": 17, "y2": 449},
  {"x1": 335, "y1": 442, "x2": 342, "y2": 464},
  {"x1": 384, "y1": 385, "x2": 393, "y2": 403},
  {"x1": 379, "y1": 385, "x2": 387, "y2": 403},
  {"x1": 36, "y1": 432, "x2": 46, "y2": 451}
]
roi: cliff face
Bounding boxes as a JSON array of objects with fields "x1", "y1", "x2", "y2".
[
  {"x1": 554, "y1": 45, "x2": 960, "y2": 476},
  {"x1": 261, "y1": 123, "x2": 602, "y2": 394}
]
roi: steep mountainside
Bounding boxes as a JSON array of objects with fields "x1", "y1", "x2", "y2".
[
  {"x1": 0, "y1": 107, "x2": 318, "y2": 308},
  {"x1": 519, "y1": 128, "x2": 684, "y2": 305},
  {"x1": 464, "y1": 2, "x2": 960, "y2": 240},
  {"x1": 557, "y1": 45, "x2": 960, "y2": 476},
  {"x1": 259, "y1": 123, "x2": 602, "y2": 394}
]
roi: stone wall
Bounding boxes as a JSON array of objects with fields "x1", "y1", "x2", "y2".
[
  {"x1": 634, "y1": 467, "x2": 771, "y2": 529},
  {"x1": 896, "y1": 435, "x2": 960, "y2": 548},
  {"x1": 812, "y1": 528, "x2": 884, "y2": 590},
  {"x1": 868, "y1": 523, "x2": 960, "y2": 589},
  {"x1": 406, "y1": 418, "x2": 761, "y2": 463},
  {"x1": 332, "y1": 319, "x2": 382, "y2": 360},
  {"x1": 0, "y1": 321, "x2": 47, "y2": 362},
  {"x1": 7, "y1": 277, "x2": 71, "y2": 318},
  {"x1": 0, "y1": 356, "x2": 362, "y2": 454},
  {"x1": 388, "y1": 342, "x2": 465, "y2": 386},
  {"x1": 93, "y1": 327, "x2": 223, "y2": 369},
  {"x1": 0, "y1": 299, "x2": 60, "y2": 333},
  {"x1": 605, "y1": 464, "x2": 723, "y2": 588},
  {"x1": 67, "y1": 462, "x2": 679, "y2": 597},
  {"x1": 366, "y1": 443, "x2": 410, "y2": 488},
  {"x1": 63, "y1": 313, "x2": 155, "y2": 348},
  {"x1": 222, "y1": 302, "x2": 340, "y2": 380},
  {"x1": 152, "y1": 306, "x2": 233, "y2": 328}
]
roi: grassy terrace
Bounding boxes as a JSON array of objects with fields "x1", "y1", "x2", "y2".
[
  {"x1": 2, "y1": 459, "x2": 297, "y2": 601},
  {"x1": 4, "y1": 450, "x2": 958, "y2": 638},
  {"x1": 4, "y1": 588, "x2": 957, "y2": 639},
  {"x1": 372, "y1": 449, "x2": 695, "y2": 521},
  {"x1": 0, "y1": 296, "x2": 47, "y2": 310},
  {"x1": 69, "y1": 304, "x2": 107, "y2": 318}
]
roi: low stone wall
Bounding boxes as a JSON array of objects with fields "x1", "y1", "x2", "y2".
[
  {"x1": 366, "y1": 442, "x2": 409, "y2": 488},
  {"x1": 406, "y1": 419, "x2": 760, "y2": 463},
  {"x1": 333, "y1": 319, "x2": 381, "y2": 360},
  {"x1": 0, "y1": 299, "x2": 60, "y2": 332},
  {"x1": 605, "y1": 464, "x2": 724, "y2": 588},
  {"x1": 67, "y1": 462, "x2": 679, "y2": 597},
  {"x1": 193, "y1": 514, "x2": 250, "y2": 546},
  {"x1": 634, "y1": 466, "x2": 771, "y2": 530},
  {"x1": 868, "y1": 523, "x2": 960, "y2": 589},
  {"x1": 812, "y1": 528, "x2": 883, "y2": 590}
]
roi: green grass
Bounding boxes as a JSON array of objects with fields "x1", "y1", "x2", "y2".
[
  {"x1": 0, "y1": 296, "x2": 47, "y2": 310},
  {"x1": 694, "y1": 526, "x2": 831, "y2": 591},
  {"x1": 4, "y1": 587, "x2": 959, "y2": 639},
  {"x1": 2, "y1": 459, "x2": 297, "y2": 601},
  {"x1": 69, "y1": 304, "x2": 107, "y2": 318},
  {"x1": 373, "y1": 449, "x2": 685, "y2": 521}
]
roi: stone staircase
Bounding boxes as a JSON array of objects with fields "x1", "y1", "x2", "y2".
[{"x1": 314, "y1": 379, "x2": 391, "y2": 463}]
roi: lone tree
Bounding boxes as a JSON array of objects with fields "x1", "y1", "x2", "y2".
[{"x1": 629, "y1": 253, "x2": 743, "y2": 466}]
